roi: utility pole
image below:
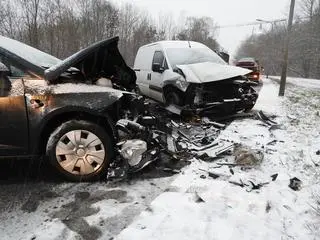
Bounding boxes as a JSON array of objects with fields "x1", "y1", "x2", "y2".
[{"x1": 279, "y1": 0, "x2": 295, "y2": 96}]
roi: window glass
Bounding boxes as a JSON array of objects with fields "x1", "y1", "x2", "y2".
[
  {"x1": 0, "y1": 54, "x2": 33, "y2": 79},
  {"x1": 166, "y1": 48, "x2": 227, "y2": 69},
  {"x1": 152, "y1": 51, "x2": 165, "y2": 65}
]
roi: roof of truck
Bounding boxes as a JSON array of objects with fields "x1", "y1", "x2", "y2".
[{"x1": 140, "y1": 40, "x2": 207, "y2": 49}]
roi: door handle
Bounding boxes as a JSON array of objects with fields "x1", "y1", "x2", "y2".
[{"x1": 147, "y1": 73, "x2": 151, "y2": 80}]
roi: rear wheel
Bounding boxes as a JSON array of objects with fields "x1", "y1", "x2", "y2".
[{"x1": 46, "y1": 120, "x2": 112, "y2": 181}]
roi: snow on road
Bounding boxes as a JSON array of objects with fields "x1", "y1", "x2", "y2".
[
  {"x1": 116, "y1": 78, "x2": 320, "y2": 240},
  {"x1": 0, "y1": 175, "x2": 175, "y2": 240}
]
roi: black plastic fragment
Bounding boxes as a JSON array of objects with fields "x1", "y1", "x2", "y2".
[{"x1": 289, "y1": 177, "x2": 302, "y2": 191}]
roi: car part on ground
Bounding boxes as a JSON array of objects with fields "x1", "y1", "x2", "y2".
[
  {"x1": 109, "y1": 102, "x2": 237, "y2": 177},
  {"x1": 289, "y1": 177, "x2": 302, "y2": 191}
]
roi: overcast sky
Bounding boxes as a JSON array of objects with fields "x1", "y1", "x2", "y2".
[{"x1": 118, "y1": 0, "x2": 291, "y2": 57}]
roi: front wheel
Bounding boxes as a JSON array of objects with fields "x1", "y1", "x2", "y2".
[
  {"x1": 46, "y1": 120, "x2": 113, "y2": 181},
  {"x1": 165, "y1": 91, "x2": 183, "y2": 106}
]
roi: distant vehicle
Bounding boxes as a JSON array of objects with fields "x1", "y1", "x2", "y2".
[
  {"x1": 0, "y1": 36, "x2": 136, "y2": 181},
  {"x1": 134, "y1": 40, "x2": 258, "y2": 116},
  {"x1": 235, "y1": 57, "x2": 261, "y2": 82}
]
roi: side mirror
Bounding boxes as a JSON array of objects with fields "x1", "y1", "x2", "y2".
[
  {"x1": 152, "y1": 63, "x2": 164, "y2": 73},
  {"x1": 0, "y1": 62, "x2": 11, "y2": 95}
]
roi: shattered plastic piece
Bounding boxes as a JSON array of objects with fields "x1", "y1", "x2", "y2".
[
  {"x1": 199, "y1": 169, "x2": 221, "y2": 179},
  {"x1": 257, "y1": 110, "x2": 278, "y2": 126},
  {"x1": 170, "y1": 120, "x2": 180, "y2": 128},
  {"x1": 229, "y1": 179, "x2": 248, "y2": 188},
  {"x1": 197, "y1": 153, "x2": 213, "y2": 161},
  {"x1": 234, "y1": 145, "x2": 264, "y2": 166},
  {"x1": 165, "y1": 104, "x2": 182, "y2": 115},
  {"x1": 266, "y1": 201, "x2": 271, "y2": 213},
  {"x1": 119, "y1": 140, "x2": 147, "y2": 166},
  {"x1": 190, "y1": 140, "x2": 233, "y2": 153},
  {"x1": 160, "y1": 168, "x2": 181, "y2": 174},
  {"x1": 271, "y1": 173, "x2": 278, "y2": 181},
  {"x1": 167, "y1": 135, "x2": 177, "y2": 153},
  {"x1": 202, "y1": 117, "x2": 226, "y2": 129},
  {"x1": 267, "y1": 140, "x2": 278, "y2": 146},
  {"x1": 201, "y1": 136, "x2": 211, "y2": 145},
  {"x1": 247, "y1": 181, "x2": 269, "y2": 192},
  {"x1": 289, "y1": 177, "x2": 302, "y2": 191},
  {"x1": 194, "y1": 192, "x2": 205, "y2": 203},
  {"x1": 208, "y1": 172, "x2": 220, "y2": 179},
  {"x1": 129, "y1": 150, "x2": 159, "y2": 173}
]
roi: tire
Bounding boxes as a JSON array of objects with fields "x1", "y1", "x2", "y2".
[
  {"x1": 46, "y1": 120, "x2": 113, "y2": 181},
  {"x1": 244, "y1": 104, "x2": 255, "y2": 112},
  {"x1": 244, "y1": 87, "x2": 257, "y2": 112},
  {"x1": 165, "y1": 91, "x2": 183, "y2": 106}
]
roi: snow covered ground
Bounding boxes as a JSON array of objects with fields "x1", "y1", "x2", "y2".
[
  {"x1": 270, "y1": 75, "x2": 320, "y2": 90},
  {"x1": 116, "y1": 78, "x2": 320, "y2": 240}
]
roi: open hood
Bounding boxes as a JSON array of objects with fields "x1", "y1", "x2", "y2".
[
  {"x1": 176, "y1": 62, "x2": 252, "y2": 83},
  {"x1": 45, "y1": 37, "x2": 136, "y2": 90}
]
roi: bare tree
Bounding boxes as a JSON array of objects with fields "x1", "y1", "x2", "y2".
[{"x1": 16, "y1": 0, "x2": 42, "y2": 47}]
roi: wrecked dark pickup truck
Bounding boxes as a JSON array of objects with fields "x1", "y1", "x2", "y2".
[
  {"x1": 134, "y1": 41, "x2": 258, "y2": 116},
  {"x1": 0, "y1": 35, "x2": 139, "y2": 181}
]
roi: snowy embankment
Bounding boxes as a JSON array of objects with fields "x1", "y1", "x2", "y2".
[
  {"x1": 116, "y1": 78, "x2": 320, "y2": 240},
  {"x1": 269, "y1": 75, "x2": 320, "y2": 89}
]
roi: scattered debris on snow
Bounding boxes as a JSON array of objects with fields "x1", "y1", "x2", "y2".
[{"x1": 289, "y1": 177, "x2": 302, "y2": 191}]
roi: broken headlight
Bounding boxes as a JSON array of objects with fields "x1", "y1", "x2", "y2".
[
  {"x1": 194, "y1": 86, "x2": 204, "y2": 105},
  {"x1": 175, "y1": 79, "x2": 189, "y2": 92},
  {"x1": 119, "y1": 140, "x2": 148, "y2": 166}
]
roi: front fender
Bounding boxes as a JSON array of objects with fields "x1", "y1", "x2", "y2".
[{"x1": 27, "y1": 92, "x2": 121, "y2": 155}]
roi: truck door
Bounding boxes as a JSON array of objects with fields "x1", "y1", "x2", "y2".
[
  {"x1": 0, "y1": 60, "x2": 29, "y2": 156},
  {"x1": 149, "y1": 51, "x2": 168, "y2": 103}
]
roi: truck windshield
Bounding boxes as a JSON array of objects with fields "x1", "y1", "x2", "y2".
[{"x1": 166, "y1": 48, "x2": 227, "y2": 68}]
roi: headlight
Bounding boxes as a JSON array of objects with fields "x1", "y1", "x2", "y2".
[
  {"x1": 120, "y1": 140, "x2": 147, "y2": 166},
  {"x1": 175, "y1": 78, "x2": 189, "y2": 91}
]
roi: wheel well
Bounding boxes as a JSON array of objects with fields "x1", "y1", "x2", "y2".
[
  {"x1": 163, "y1": 85, "x2": 185, "y2": 103},
  {"x1": 38, "y1": 111, "x2": 116, "y2": 155}
]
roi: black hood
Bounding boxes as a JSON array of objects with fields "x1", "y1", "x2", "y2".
[{"x1": 45, "y1": 37, "x2": 136, "y2": 91}]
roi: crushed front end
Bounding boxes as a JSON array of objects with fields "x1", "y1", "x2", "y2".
[{"x1": 180, "y1": 78, "x2": 258, "y2": 116}]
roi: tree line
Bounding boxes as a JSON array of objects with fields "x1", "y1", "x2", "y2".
[
  {"x1": 0, "y1": 0, "x2": 221, "y2": 66},
  {"x1": 236, "y1": 0, "x2": 320, "y2": 79}
]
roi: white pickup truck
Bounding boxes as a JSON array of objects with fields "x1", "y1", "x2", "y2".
[{"x1": 133, "y1": 41, "x2": 258, "y2": 116}]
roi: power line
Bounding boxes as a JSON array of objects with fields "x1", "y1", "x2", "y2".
[
  {"x1": 217, "y1": 16, "x2": 310, "y2": 29},
  {"x1": 217, "y1": 22, "x2": 265, "y2": 28}
]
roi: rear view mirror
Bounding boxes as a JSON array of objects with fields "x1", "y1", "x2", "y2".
[{"x1": 152, "y1": 63, "x2": 164, "y2": 73}]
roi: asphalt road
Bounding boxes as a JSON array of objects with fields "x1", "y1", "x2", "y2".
[{"x1": 0, "y1": 157, "x2": 178, "y2": 240}]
